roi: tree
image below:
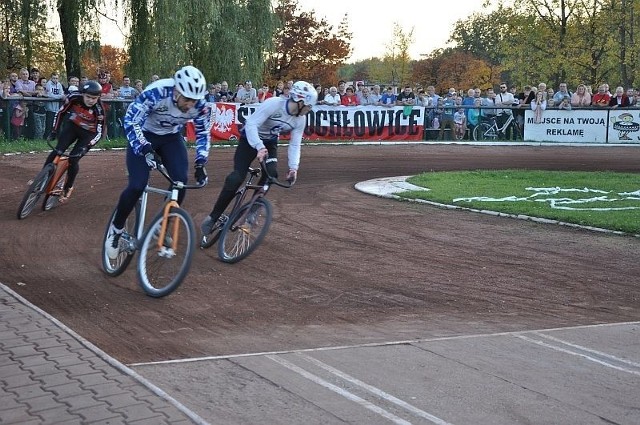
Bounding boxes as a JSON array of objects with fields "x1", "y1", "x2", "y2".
[
  {"x1": 55, "y1": 0, "x2": 101, "y2": 79},
  {"x1": 81, "y1": 44, "x2": 128, "y2": 81},
  {"x1": 266, "y1": 0, "x2": 351, "y2": 85}
]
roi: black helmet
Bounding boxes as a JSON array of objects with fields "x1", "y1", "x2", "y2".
[{"x1": 81, "y1": 80, "x2": 102, "y2": 95}]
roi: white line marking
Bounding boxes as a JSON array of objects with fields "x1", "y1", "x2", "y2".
[
  {"x1": 297, "y1": 353, "x2": 453, "y2": 425},
  {"x1": 533, "y1": 332, "x2": 640, "y2": 368},
  {"x1": 128, "y1": 321, "x2": 640, "y2": 367},
  {"x1": 266, "y1": 354, "x2": 412, "y2": 425},
  {"x1": 517, "y1": 335, "x2": 640, "y2": 376}
]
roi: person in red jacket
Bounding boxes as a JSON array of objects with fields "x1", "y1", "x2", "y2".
[{"x1": 608, "y1": 86, "x2": 631, "y2": 108}]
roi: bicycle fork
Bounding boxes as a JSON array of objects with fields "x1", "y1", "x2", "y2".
[{"x1": 157, "y1": 187, "x2": 181, "y2": 257}]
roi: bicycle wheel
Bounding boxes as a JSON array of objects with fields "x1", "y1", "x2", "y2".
[
  {"x1": 199, "y1": 214, "x2": 227, "y2": 249},
  {"x1": 17, "y1": 164, "x2": 54, "y2": 219},
  {"x1": 137, "y1": 207, "x2": 196, "y2": 297},
  {"x1": 42, "y1": 164, "x2": 68, "y2": 211},
  {"x1": 218, "y1": 198, "x2": 273, "y2": 264},
  {"x1": 101, "y1": 203, "x2": 140, "y2": 277},
  {"x1": 473, "y1": 123, "x2": 496, "y2": 141}
]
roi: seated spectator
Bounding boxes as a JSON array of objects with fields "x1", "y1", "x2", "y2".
[
  {"x1": 369, "y1": 85, "x2": 382, "y2": 104},
  {"x1": 314, "y1": 84, "x2": 324, "y2": 104},
  {"x1": 592, "y1": 84, "x2": 611, "y2": 107},
  {"x1": 609, "y1": 86, "x2": 631, "y2": 108},
  {"x1": 626, "y1": 88, "x2": 636, "y2": 106},
  {"x1": 65, "y1": 76, "x2": 79, "y2": 94},
  {"x1": 552, "y1": 82, "x2": 572, "y2": 105},
  {"x1": 341, "y1": 86, "x2": 359, "y2": 106},
  {"x1": 323, "y1": 86, "x2": 340, "y2": 106},
  {"x1": 379, "y1": 86, "x2": 397, "y2": 107},
  {"x1": 571, "y1": 84, "x2": 591, "y2": 107}
]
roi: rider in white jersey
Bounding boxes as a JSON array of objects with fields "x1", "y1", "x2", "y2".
[
  {"x1": 105, "y1": 65, "x2": 212, "y2": 260},
  {"x1": 200, "y1": 81, "x2": 317, "y2": 235}
]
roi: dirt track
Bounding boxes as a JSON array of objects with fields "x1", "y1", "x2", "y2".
[{"x1": 1, "y1": 144, "x2": 639, "y2": 364}]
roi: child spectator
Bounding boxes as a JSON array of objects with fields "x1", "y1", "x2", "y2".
[
  {"x1": 453, "y1": 107, "x2": 467, "y2": 140},
  {"x1": 11, "y1": 100, "x2": 28, "y2": 139}
]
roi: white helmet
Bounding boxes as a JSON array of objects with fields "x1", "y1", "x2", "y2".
[
  {"x1": 290, "y1": 81, "x2": 317, "y2": 107},
  {"x1": 174, "y1": 65, "x2": 206, "y2": 99}
]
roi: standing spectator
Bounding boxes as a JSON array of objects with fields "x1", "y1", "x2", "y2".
[
  {"x1": 273, "y1": 81, "x2": 284, "y2": 97},
  {"x1": 525, "y1": 82, "x2": 547, "y2": 104},
  {"x1": 313, "y1": 84, "x2": 323, "y2": 104},
  {"x1": 467, "y1": 97, "x2": 483, "y2": 134},
  {"x1": 439, "y1": 93, "x2": 457, "y2": 140},
  {"x1": 360, "y1": 86, "x2": 379, "y2": 106},
  {"x1": 134, "y1": 79, "x2": 144, "y2": 94},
  {"x1": 98, "y1": 72, "x2": 114, "y2": 97},
  {"x1": 453, "y1": 107, "x2": 467, "y2": 140},
  {"x1": 44, "y1": 73, "x2": 65, "y2": 137},
  {"x1": 218, "y1": 81, "x2": 233, "y2": 102},
  {"x1": 396, "y1": 85, "x2": 416, "y2": 105},
  {"x1": 236, "y1": 81, "x2": 258, "y2": 104},
  {"x1": 552, "y1": 82, "x2": 572, "y2": 105},
  {"x1": 337, "y1": 80, "x2": 346, "y2": 96},
  {"x1": 15, "y1": 68, "x2": 36, "y2": 96},
  {"x1": 570, "y1": 84, "x2": 591, "y2": 107},
  {"x1": 426, "y1": 86, "x2": 441, "y2": 128},
  {"x1": 379, "y1": 86, "x2": 396, "y2": 107},
  {"x1": 8, "y1": 72, "x2": 19, "y2": 94},
  {"x1": 546, "y1": 87, "x2": 556, "y2": 106},
  {"x1": 11, "y1": 100, "x2": 28, "y2": 139},
  {"x1": 341, "y1": 86, "x2": 359, "y2": 106},
  {"x1": 258, "y1": 84, "x2": 273, "y2": 103},
  {"x1": 531, "y1": 91, "x2": 547, "y2": 123},
  {"x1": 323, "y1": 86, "x2": 340, "y2": 106},
  {"x1": 205, "y1": 83, "x2": 218, "y2": 102},
  {"x1": 31, "y1": 84, "x2": 48, "y2": 139},
  {"x1": 557, "y1": 95, "x2": 572, "y2": 110},
  {"x1": 462, "y1": 88, "x2": 476, "y2": 123},
  {"x1": 608, "y1": 86, "x2": 631, "y2": 108},
  {"x1": 354, "y1": 82, "x2": 365, "y2": 103},
  {"x1": 482, "y1": 88, "x2": 497, "y2": 120},
  {"x1": 66, "y1": 76, "x2": 80, "y2": 94},
  {"x1": 495, "y1": 82, "x2": 515, "y2": 138},
  {"x1": 369, "y1": 85, "x2": 382, "y2": 104},
  {"x1": 591, "y1": 84, "x2": 611, "y2": 107},
  {"x1": 626, "y1": 88, "x2": 636, "y2": 106},
  {"x1": 29, "y1": 67, "x2": 40, "y2": 83},
  {"x1": 118, "y1": 75, "x2": 139, "y2": 99}
]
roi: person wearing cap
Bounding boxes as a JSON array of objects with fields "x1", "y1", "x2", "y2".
[
  {"x1": 105, "y1": 66, "x2": 213, "y2": 260},
  {"x1": 235, "y1": 80, "x2": 258, "y2": 104},
  {"x1": 29, "y1": 67, "x2": 40, "y2": 82}
]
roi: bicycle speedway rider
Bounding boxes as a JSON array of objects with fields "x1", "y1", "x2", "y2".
[
  {"x1": 200, "y1": 80, "x2": 317, "y2": 235},
  {"x1": 105, "y1": 65, "x2": 212, "y2": 259},
  {"x1": 44, "y1": 80, "x2": 106, "y2": 202}
]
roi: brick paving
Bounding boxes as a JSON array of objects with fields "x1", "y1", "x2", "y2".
[{"x1": 0, "y1": 284, "x2": 208, "y2": 425}]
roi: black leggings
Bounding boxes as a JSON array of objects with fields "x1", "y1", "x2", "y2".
[
  {"x1": 208, "y1": 137, "x2": 278, "y2": 220},
  {"x1": 44, "y1": 122, "x2": 96, "y2": 191}
]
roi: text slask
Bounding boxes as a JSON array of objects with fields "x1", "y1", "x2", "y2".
[{"x1": 524, "y1": 109, "x2": 640, "y2": 143}]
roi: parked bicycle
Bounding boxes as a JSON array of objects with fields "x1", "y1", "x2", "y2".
[
  {"x1": 200, "y1": 160, "x2": 292, "y2": 263},
  {"x1": 473, "y1": 112, "x2": 523, "y2": 141},
  {"x1": 17, "y1": 141, "x2": 87, "y2": 219},
  {"x1": 101, "y1": 164, "x2": 206, "y2": 297}
]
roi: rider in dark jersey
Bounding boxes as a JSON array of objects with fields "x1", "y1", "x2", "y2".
[{"x1": 44, "y1": 80, "x2": 106, "y2": 202}]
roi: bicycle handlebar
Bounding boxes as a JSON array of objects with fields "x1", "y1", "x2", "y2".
[
  {"x1": 156, "y1": 163, "x2": 207, "y2": 189},
  {"x1": 47, "y1": 140, "x2": 86, "y2": 159},
  {"x1": 259, "y1": 160, "x2": 293, "y2": 188}
]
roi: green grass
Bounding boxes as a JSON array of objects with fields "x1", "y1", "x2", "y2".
[
  {"x1": 403, "y1": 170, "x2": 640, "y2": 235},
  {"x1": 0, "y1": 137, "x2": 130, "y2": 154}
]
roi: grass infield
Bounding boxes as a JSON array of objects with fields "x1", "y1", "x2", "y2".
[{"x1": 403, "y1": 170, "x2": 640, "y2": 235}]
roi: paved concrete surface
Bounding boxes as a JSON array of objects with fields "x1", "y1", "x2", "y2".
[{"x1": 0, "y1": 284, "x2": 206, "y2": 425}]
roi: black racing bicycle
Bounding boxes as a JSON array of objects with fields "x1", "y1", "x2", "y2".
[{"x1": 200, "y1": 160, "x2": 292, "y2": 263}]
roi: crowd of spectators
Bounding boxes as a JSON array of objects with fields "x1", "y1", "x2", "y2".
[{"x1": 2, "y1": 67, "x2": 639, "y2": 141}]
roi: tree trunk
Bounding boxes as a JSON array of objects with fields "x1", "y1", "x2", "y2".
[{"x1": 57, "y1": 0, "x2": 81, "y2": 78}]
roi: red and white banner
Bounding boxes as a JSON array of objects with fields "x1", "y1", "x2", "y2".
[{"x1": 186, "y1": 103, "x2": 425, "y2": 142}]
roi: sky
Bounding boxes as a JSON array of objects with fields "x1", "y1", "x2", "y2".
[
  {"x1": 100, "y1": 1, "x2": 493, "y2": 62},
  {"x1": 297, "y1": 0, "x2": 493, "y2": 62}
]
